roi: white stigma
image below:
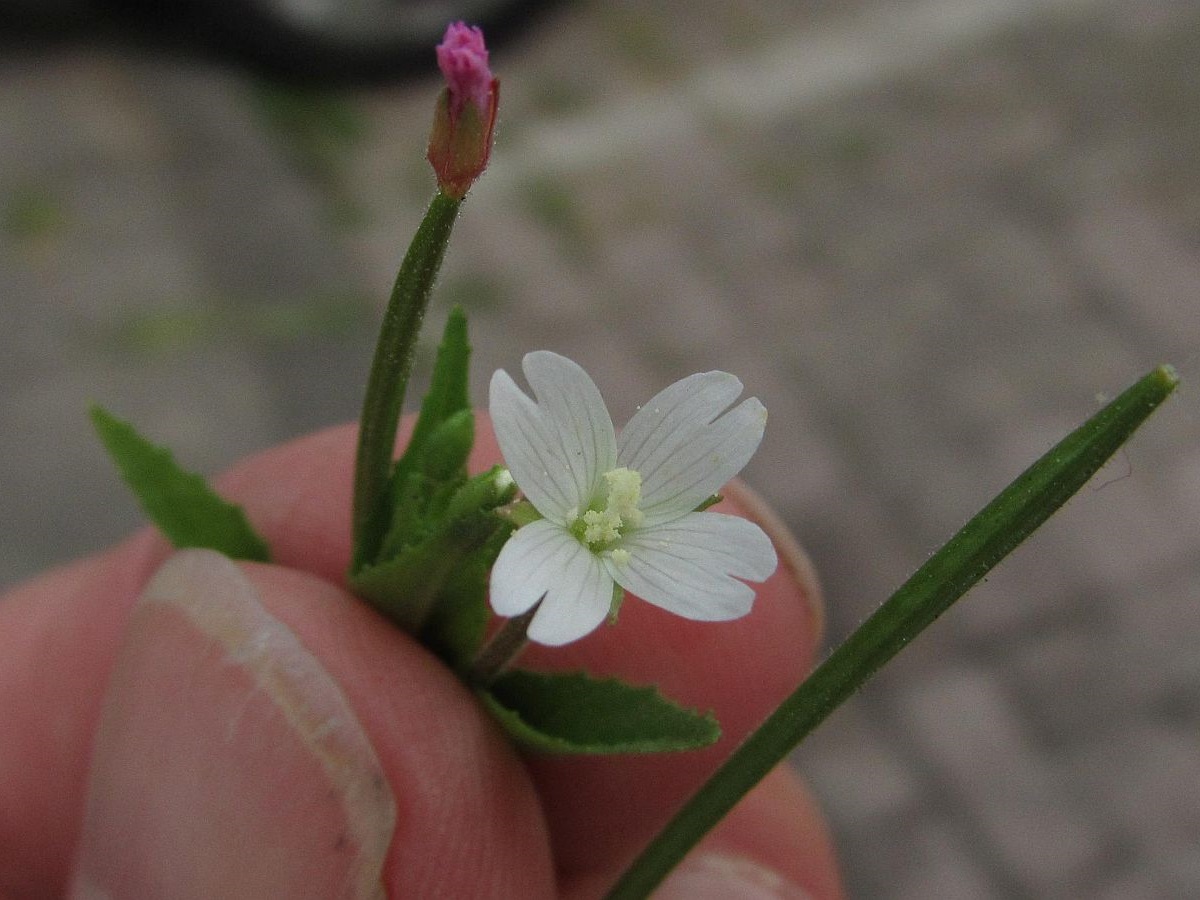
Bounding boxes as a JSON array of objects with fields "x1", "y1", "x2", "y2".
[{"x1": 577, "y1": 467, "x2": 644, "y2": 548}]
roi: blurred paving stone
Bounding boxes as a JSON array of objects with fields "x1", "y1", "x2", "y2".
[
  {"x1": 1043, "y1": 470, "x2": 1197, "y2": 590},
  {"x1": 1105, "y1": 563, "x2": 1200, "y2": 710},
  {"x1": 793, "y1": 703, "x2": 921, "y2": 827},
  {"x1": 888, "y1": 821, "x2": 1007, "y2": 900},
  {"x1": 0, "y1": 55, "x2": 366, "y2": 585},
  {"x1": 895, "y1": 666, "x2": 1110, "y2": 894},
  {"x1": 1002, "y1": 621, "x2": 1112, "y2": 738},
  {"x1": 1174, "y1": 442, "x2": 1200, "y2": 521},
  {"x1": 722, "y1": 355, "x2": 847, "y2": 525},
  {"x1": 1074, "y1": 722, "x2": 1200, "y2": 898},
  {"x1": 1, "y1": 357, "x2": 275, "y2": 577},
  {"x1": 949, "y1": 528, "x2": 1102, "y2": 643},
  {"x1": 824, "y1": 808, "x2": 1013, "y2": 900},
  {"x1": 1090, "y1": 868, "x2": 1178, "y2": 900},
  {"x1": 791, "y1": 484, "x2": 924, "y2": 640},
  {"x1": 1070, "y1": 196, "x2": 1200, "y2": 358}
]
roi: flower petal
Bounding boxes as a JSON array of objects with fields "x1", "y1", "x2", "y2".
[
  {"x1": 618, "y1": 370, "x2": 743, "y2": 472},
  {"x1": 489, "y1": 369, "x2": 577, "y2": 522},
  {"x1": 489, "y1": 519, "x2": 614, "y2": 646},
  {"x1": 489, "y1": 352, "x2": 616, "y2": 523},
  {"x1": 628, "y1": 393, "x2": 768, "y2": 527},
  {"x1": 606, "y1": 512, "x2": 777, "y2": 621},
  {"x1": 522, "y1": 352, "x2": 617, "y2": 501}
]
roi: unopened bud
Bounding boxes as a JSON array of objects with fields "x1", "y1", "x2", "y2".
[{"x1": 427, "y1": 22, "x2": 499, "y2": 199}]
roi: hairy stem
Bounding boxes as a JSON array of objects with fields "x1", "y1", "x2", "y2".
[{"x1": 351, "y1": 191, "x2": 462, "y2": 573}]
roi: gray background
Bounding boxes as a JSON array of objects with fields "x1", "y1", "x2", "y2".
[{"x1": 2, "y1": 0, "x2": 1199, "y2": 895}]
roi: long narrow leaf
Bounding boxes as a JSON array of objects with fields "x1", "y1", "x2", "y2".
[{"x1": 608, "y1": 364, "x2": 1179, "y2": 899}]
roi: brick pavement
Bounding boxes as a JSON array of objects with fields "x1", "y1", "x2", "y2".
[{"x1": 2, "y1": 0, "x2": 1199, "y2": 895}]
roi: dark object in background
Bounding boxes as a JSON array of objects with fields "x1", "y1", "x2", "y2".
[{"x1": 0, "y1": 0, "x2": 562, "y2": 83}]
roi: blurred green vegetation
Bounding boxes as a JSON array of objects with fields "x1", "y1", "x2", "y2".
[
  {"x1": 520, "y1": 175, "x2": 593, "y2": 260},
  {"x1": 102, "y1": 292, "x2": 374, "y2": 356},
  {"x1": 438, "y1": 272, "x2": 510, "y2": 311},
  {"x1": 249, "y1": 83, "x2": 369, "y2": 228},
  {"x1": 2, "y1": 185, "x2": 65, "y2": 241}
]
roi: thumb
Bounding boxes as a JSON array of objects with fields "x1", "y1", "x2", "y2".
[{"x1": 69, "y1": 549, "x2": 553, "y2": 899}]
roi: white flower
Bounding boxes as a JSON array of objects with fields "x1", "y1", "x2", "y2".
[{"x1": 488, "y1": 351, "x2": 778, "y2": 646}]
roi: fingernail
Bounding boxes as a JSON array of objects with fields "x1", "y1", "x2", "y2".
[
  {"x1": 655, "y1": 851, "x2": 813, "y2": 900},
  {"x1": 69, "y1": 549, "x2": 394, "y2": 899}
]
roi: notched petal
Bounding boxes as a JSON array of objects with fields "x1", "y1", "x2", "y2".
[
  {"x1": 489, "y1": 520, "x2": 578, "y2": 617},
  {"x1": 490, "y1": 353, "x2": 776, "y2": 642},
  {"x1": 618, "y1": 370, "x2": 743, "y2": 474},
  {"x1": 489, "y1": 368, "x2": 579, "y2": 523},
  {"x1": 607, "y1": 513, "x2": 776, "y2": 621},
  {"x1": 636, "y1": 397, "x2": 768, "y2": 526},
  {"x1": 520, "y1": 352, "x2": 617, "y2": 506},
  {"x1": 489, "y1": 354, "x2": 618, "y2": 523},
  {"x1": 488, "y1": 520, "x2": 614, "y2": 646}
]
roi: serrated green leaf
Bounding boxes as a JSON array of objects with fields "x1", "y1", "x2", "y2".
[
  {"x1": 90, "y1": 406, "x2": 270, "y2": 562},
  {"x1": 353, "y1": 538, "x2": 455, "y2": 629},
  {"x1": 374, "y1": 308, "x2": 475, "y2": 569},
  {"x1": 354, "y1": 467, "x2": 515, "y2": 631},
  {"x1": 419, "y1": 549, "x2": 497, "y2": 672},
  {"x1": 480, "y1": 670, "x2": 721, "y2": 754},
  {"x1": 378, "y1": 469, "x2": 436, "y2": 561},
  {"x1": 418, "y1": 408, "x2": 474, "y2": 482},
  {"x1": 399, "y1": 306, "x2": 471, "y2": 479}
]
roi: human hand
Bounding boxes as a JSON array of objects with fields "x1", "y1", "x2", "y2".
[{"x1": 0, "y1": 417, "x2": 842, "y2": 899}]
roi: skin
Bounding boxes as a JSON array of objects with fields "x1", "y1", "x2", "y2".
[{"x1": 0, "y1": 416, "x2": 843, "y2": 899}]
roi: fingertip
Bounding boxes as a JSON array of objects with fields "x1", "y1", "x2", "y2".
[
  {"x1": 694, "y1": 766, "x2": 844, "y2": 900},
  {"x1": 238, "y1": 560, "x2": 558, "y2": 898},
  {"x1": 656, "y1": 853, "x2": 814, "y2": 900},
  {"x1": 70, "y1": 550, "x2": 556, "y2": 899},
  {"x1": 211, "y1": 423, "x2": 360, "y2": 583},
  {"x1": 722, "y1": 478, "x2": 824, "y2": 652},
  {"x1": 70, "y1": 550, "x2": 396, "y2": 898}
]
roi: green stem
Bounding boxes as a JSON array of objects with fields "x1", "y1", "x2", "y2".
[
  {"x1": 468, "y1": 605, "x2": 538, "y2": 687},
  {"x1": 607, "y1": 364, "x2": 1179, "y2": 899},
  {"x1": 351, "y1": 191, "x2": 462, "y2": 573}
]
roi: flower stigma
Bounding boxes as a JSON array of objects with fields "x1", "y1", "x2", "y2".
[{"x1": 572, "y1": 467, "x2": 645, "y2": 550}]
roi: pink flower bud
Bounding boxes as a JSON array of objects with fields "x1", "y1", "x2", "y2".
[
  {"x1": 436, "y1": 22, "x2": 492, "y2": 118},
  {"x1": 428, "y1": 22, "x2": 499, "y2": 199}
]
